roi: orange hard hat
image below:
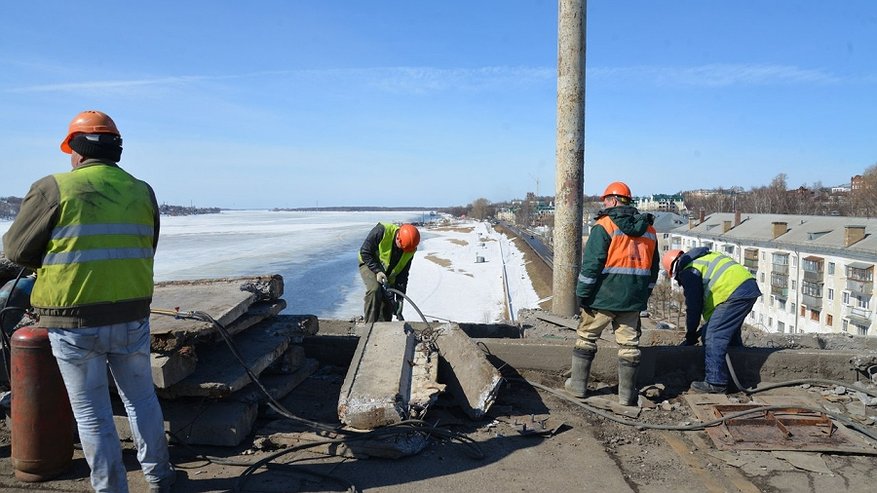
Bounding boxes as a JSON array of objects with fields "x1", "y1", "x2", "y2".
[
  {"x1": 601, "y1": 181, "x2": 632, "y2": 201},
  {"x1": 397, "y1": 224, "x2": 420, "y2": 253},
  {"x1": 60, "y1": 110, "x2": 120, "y2": 154},
  {"x1": 662, "y1": 249, "x2": 685, "y2": 277}
]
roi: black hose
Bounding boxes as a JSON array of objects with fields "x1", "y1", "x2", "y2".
[
  {"x1": 0, "y1": 267, "x2": 27, "y2": 383},
  {"x1": 725, "y1": 352, "x2": 877, "y2": 398},
  {"x1": 383, "y1": 286, "x2": 432, "y2": 329},
  {"x1": 524, "y1": 379, "x2": 877, "y2": 444}
]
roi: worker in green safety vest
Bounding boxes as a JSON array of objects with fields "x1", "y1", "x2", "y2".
[
  {"x1": 662, "y1": 247, "x2": 762, "y2": 394},
  {"x1": 3, "y1": 110, "x2": 175, "y2": 492},
  {"x1": 358, "y1": 222, "x2": 420, "y2": 323}
]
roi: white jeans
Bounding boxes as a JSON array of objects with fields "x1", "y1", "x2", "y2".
[{"x1": 48, "y1": 318, "x2": 171, "y2": 493}]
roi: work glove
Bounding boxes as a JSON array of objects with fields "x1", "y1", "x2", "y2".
[
  {"x1": 679, "y1": 326, "x2": 703, "y2": 346},
  {"x1": 376, "y1": 272, "x2": 388, "y2": 286}
]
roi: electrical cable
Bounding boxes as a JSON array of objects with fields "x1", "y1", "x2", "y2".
[
  {"x1": 234, "y1": 440, "x2": 358, "y2": 493},
  {"x1": 725, "y1": 352, "x2": 877, "y2": 398},
  {"x1": 523, "y1": 379, "x2": 877, "y2": 444},
  {"x1": 233, "y1": 419, "x2": 484, "y2": 493}
]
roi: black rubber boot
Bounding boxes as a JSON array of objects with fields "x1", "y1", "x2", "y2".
[
  {"x1": 564, "y1": 348, "x2": 595, "y2": 398},
  {"x1": 617, "y1": 359, "x2": 640, "y2": 406}
]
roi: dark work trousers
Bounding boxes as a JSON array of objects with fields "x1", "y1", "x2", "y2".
[
  {"x1": 359, "y1": 263, "x2": 393, "y2": 323},
  {"x1": 702, "y1": 294, "x2": 759, "y2": 386}
]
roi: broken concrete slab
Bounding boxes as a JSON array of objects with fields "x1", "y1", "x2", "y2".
[
  {"x1": 434, "y1": 323, "x2": 502, "y2": 419},
  {"x1": 164, "y1": 398, "x2": 258, "y2": 447},
  {"x1": 233, "y1": 358, "x2": 318, "y2": 408},
  {"x1": 156, "y1": 318, "x2": 298, "y2": 399},
  {"x1": 409, "y1": 342, "x2": 445, "y2": 416},
  {"x1": 265, "y1": 345, "x2": 306, "y2": 375},
  {"x1": 151, "y1": 350, "x2": 197, "y2": 389},
  {"x1": 338, "y1": 322, "x2": 417, "y2": 430},
  {"x1": 114, "y1": 398, "x2": 258, "y2": 447},
  {"x1": 149, "y1": 275, "x2": 285, "y2": 351},
  {"x1": 154, "y1": 274, "x2": 284, "y2": 300},
  {"x1": 150, "y1": 301, "x2": 288, "y2": 388},
  {"x1": 218, "y1": 299, "x2": 287, "y2": 338}
]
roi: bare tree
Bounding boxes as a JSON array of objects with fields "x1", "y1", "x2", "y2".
[
  {"x1": 768, "y1": 173, "x2": 790, "y2": 214},
  {"x1": 852, "y1": 163, "x2": 877, "y2": 217},
  {"x1": 648, "y1": 282, "x2": 674, "y2": 319},
  {"x1": 468, "y1": 198, "x2": 494, "y2": 220}
]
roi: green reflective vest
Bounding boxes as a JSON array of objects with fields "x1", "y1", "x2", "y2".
[
  {"x1": 358, "y1": 222, "x2": 414, "y2": 285},
  {"x1": 684, "y1": 252, "x2": 754, "y2": 321},
  {"x1": 31, "y1": 164, "x2": 156, "y2": 311}
]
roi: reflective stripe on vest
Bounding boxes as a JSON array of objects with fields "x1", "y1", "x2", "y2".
[
  {"x1": 596, "y1": 216, "x2": 657, "y2": 277},
  {"x1": 376, "y1": 222, "x2": 414, "y2": 285},
  {"x1": 684, "y1": 252, "x2": 754, "y2": 320},
  {"x1": 31, "y1": 164, "x2": 156, "y2": 309}
]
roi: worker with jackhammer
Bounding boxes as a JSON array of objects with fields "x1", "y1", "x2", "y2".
[
  {"x1": 566, "y1": 181, "x2": 659, "y2": 406},
  {"x1": 358, "y1": 222, "x2": 420, "y2": 323},
  {"x1": 662, "y1": 247, "x2": 761, "y2": 393},
  {"x1": 2, "y1": 111, "x2": 175, "y2": 493}
]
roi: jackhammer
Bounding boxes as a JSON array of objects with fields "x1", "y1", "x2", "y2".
[{"x1": 380, "y1": 281, "x2": 405, "y2": 321}]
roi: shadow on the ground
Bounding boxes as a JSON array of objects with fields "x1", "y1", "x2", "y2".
[{"x1": 163, "y1": 364, "x2": 561, "y2": 493}]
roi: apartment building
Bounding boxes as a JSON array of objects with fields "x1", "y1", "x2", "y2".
[
  {"x1": 635, "y1": 194, "x2": 686, "y2": 213},
  {"x1": 669, "y1": 212, "x2": 877, "y2": 336}
]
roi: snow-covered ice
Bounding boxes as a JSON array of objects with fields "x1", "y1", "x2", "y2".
[{"x1": 1, "y1": 212, "x2": 540, "y2": 323}]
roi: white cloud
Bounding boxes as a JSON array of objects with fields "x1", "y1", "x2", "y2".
[
  {"x1": 590, "y1": 63, "x2": 844, "y2": 87},
  {"x1": 5, "y1": 65, "x2": 555, "y2": 96}
]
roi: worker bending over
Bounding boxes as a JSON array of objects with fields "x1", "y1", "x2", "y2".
[
  {"x1": 662, "y1": 247, "x2": 762, "y2": 393},
  {"x1": 358, "y1": 222, "x2": 420, "y2": 323}
]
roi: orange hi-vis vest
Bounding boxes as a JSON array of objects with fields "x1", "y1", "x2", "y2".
[{"x1": 595, "y1": 215, "x2": 658, "y2": 278}]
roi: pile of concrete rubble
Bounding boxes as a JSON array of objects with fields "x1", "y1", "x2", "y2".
[
  {"x1": 131, "y1": 275, "x2": 319, "y2": 447},
  {"x1": 122, "y1": 275, "x2": 502, "y2": 449}
]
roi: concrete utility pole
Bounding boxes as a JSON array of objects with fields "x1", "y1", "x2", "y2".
[{"x1": 552, "y1": 0, "x2": 586, "y2": 316}]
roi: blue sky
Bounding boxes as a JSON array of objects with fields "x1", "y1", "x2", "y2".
[{"x1": 2, "y1": 1, "x2": 875, "y2": 209}]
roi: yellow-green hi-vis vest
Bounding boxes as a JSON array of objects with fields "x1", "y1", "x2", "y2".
[
  {"x1": 358, "y1": 222, "x2": 414, "y2": 285},
  {"x1": 31, "y1": 164, "x2": 156, "y2": 310},
  {"x1": 684, "y1": 252, "x2": 754, "y2": 321}
]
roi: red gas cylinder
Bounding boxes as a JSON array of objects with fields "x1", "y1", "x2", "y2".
[{"x1": 10, "y1": 326, "x2": 74, "y2": 482}]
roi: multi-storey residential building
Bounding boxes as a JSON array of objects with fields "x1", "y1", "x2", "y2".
[
  {"x1": 635, "y1": 194, "x2": 685, "y2": 213},
  {"x1": 668, "y1": 212, "x2": 877, "y2": 336}
]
